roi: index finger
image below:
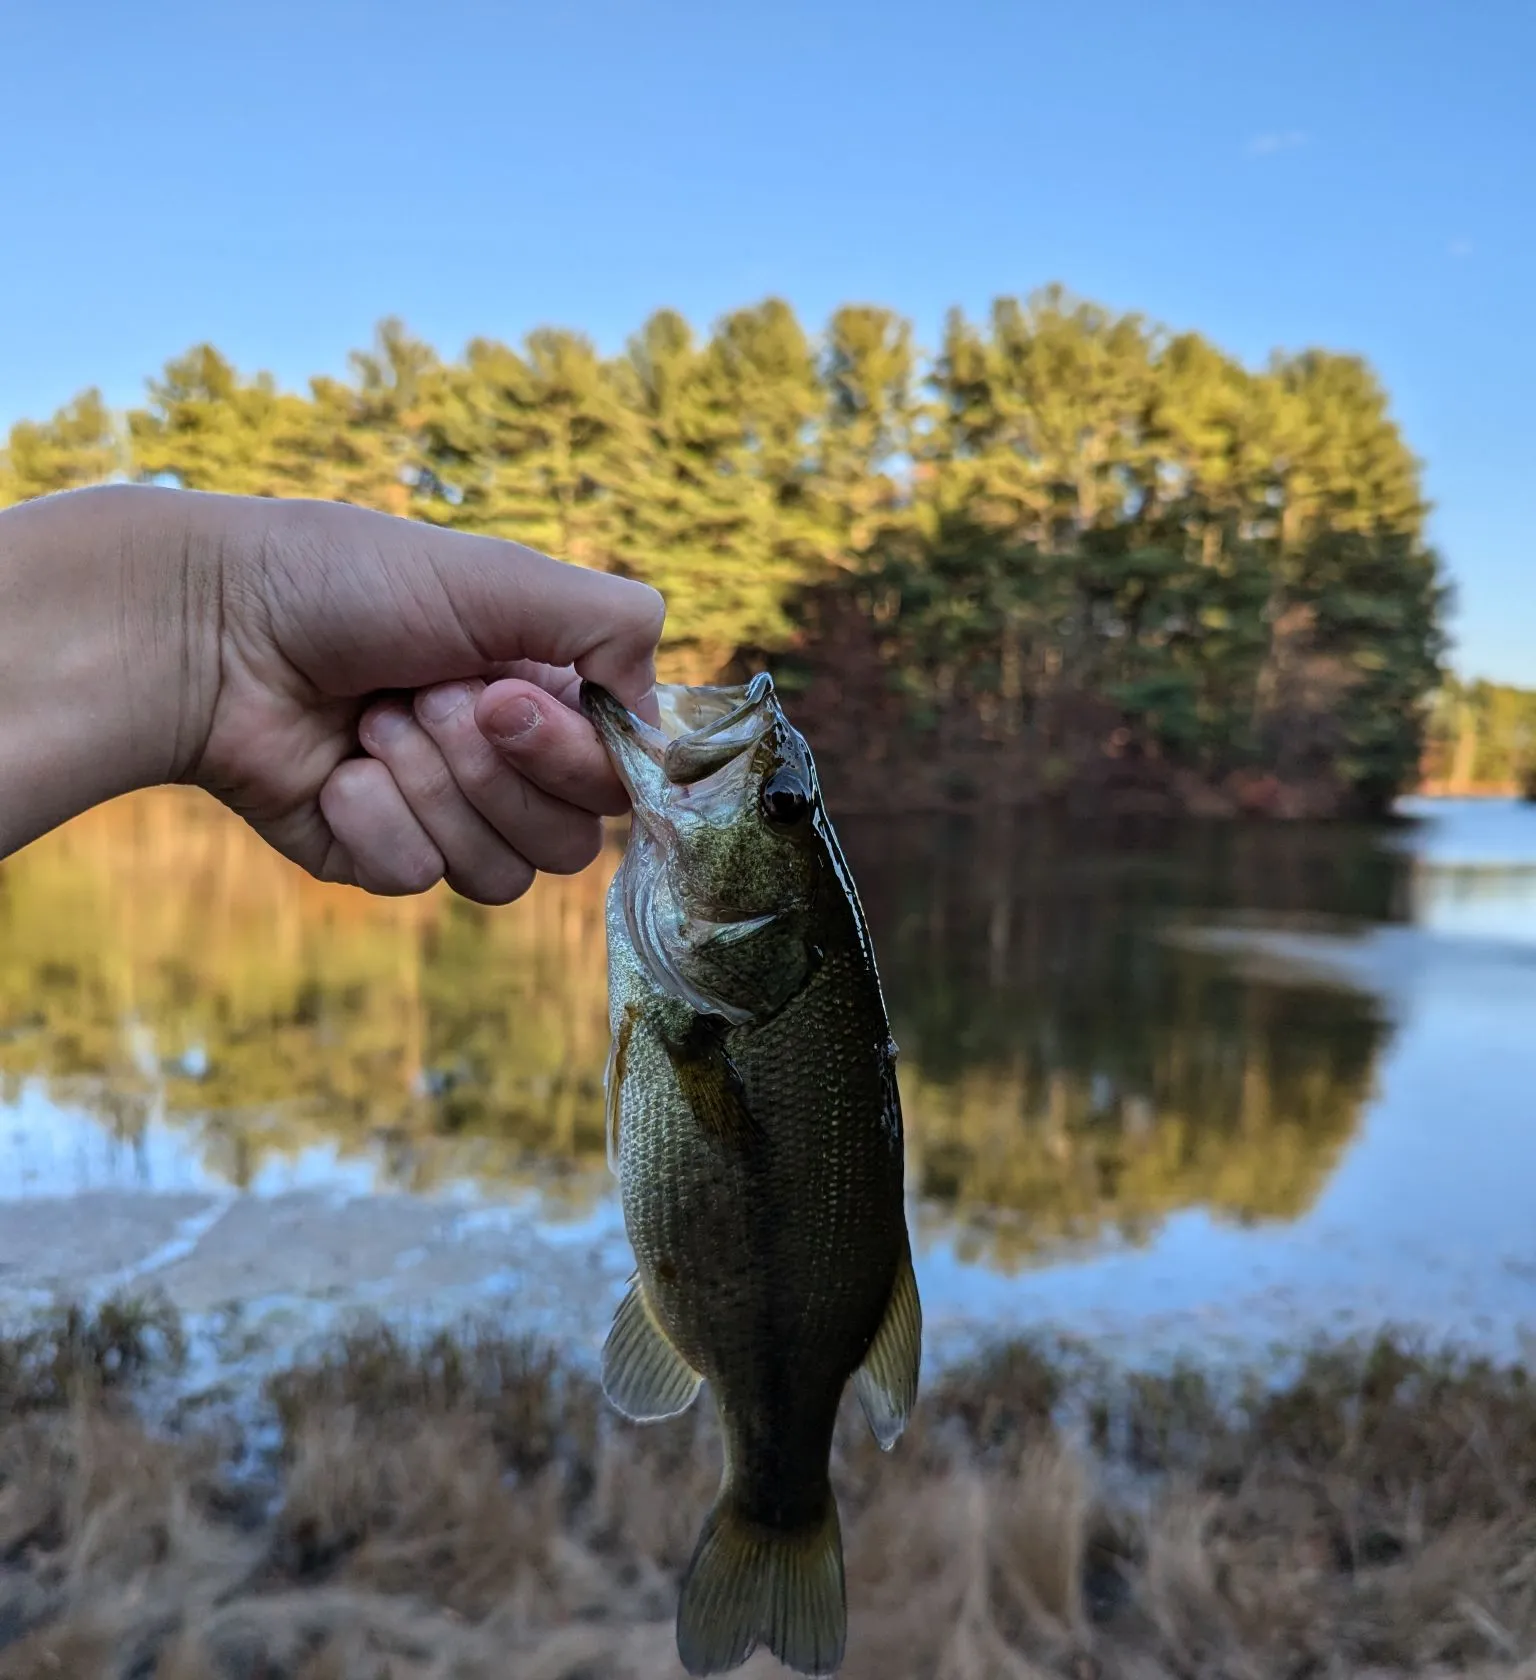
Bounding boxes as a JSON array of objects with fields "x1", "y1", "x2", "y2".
[{"x1": 474, "y1": 676, "x2": 631, "y2": 816}]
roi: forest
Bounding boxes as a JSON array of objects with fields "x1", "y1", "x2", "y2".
[{"x1": 0, "y1": 287, "x2": 1451, "y2": 815}]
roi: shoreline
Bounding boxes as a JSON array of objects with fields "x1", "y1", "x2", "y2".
[{"x1": 6, "y1": 1169, "x2": 1535, "y2": 1412}]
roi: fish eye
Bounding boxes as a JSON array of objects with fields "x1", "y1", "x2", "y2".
[{"x1": 760, "y1": 769, "x2": 812, "y2": 826}]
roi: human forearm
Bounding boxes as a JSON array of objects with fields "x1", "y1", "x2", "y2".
[
  {"x1": 0, "y1": 481, "x2": 662, "y2": 898},
  {"x1": 0, "y1": 485, "x2": 216, "y2": 859}
]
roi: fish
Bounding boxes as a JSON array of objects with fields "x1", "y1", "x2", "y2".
[{"x1": 580, "y1": 672, "x2": 921, "y2": 1680}]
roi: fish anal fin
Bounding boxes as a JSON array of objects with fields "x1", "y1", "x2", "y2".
[
  {"x1": 601, "y1": 1275, "x2": 702, "y2": 1423},
  {"x1": 676, "y1": 1489, "x2": 845, "y2": 1678},
  {"x1": 853, "y1": 1244, "x2": 922, "y2": 1451}
]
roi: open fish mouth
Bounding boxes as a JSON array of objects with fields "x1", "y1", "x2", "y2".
[
  {"x1": 655, "y1": 674, "x2": 775, "y2": 744},
  {"x1": 581, "y1": 674, "x2": 780, "y2": 799}
]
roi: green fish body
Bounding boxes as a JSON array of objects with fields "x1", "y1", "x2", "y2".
[{"x1": 582, "y1": 674, "x2": 921, "y2": 1679}]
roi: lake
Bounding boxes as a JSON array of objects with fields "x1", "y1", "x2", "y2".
[{"x1": 1, "y1": 790, "x2": 1533, "y2": 1389}]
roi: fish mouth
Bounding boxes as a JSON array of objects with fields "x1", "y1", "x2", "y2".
[{"x1": 581, "y1": 674, "x2": 779, "y2": 806}]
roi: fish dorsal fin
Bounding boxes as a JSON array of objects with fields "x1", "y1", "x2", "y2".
[
  {"x1": 602, "y1": 1275, "x2": 702, "y2": 1423},
  {"x1": 853, "y1": 1243, "x2": 922, "y2": 1451},
  {"x1": 659, "y1": 1016, "x2": 766, "y2": 1151}
]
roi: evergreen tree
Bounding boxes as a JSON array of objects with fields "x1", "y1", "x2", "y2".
[
  {"x1": 128, "y1": 345, "x2": 311, "y2": 496},
  {"x1": 295, "y1": 318, "x2": 438, "y2": 515},
  {"x1": 616, "y1": 301, "x2": 823, "y2": 678},
  {"x1": 419, "y1": 326, "x2": 639, "y2": 571},
  {"x1": 2, "y1": 288, "x2": 1452, "y2": 810},
  {"x1": 0, "y1": 390, "x2": 121, "y2": 504}
]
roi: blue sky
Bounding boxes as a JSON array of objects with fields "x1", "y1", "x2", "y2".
[{"x1": 1, "y1": 0, "x2": 1530, "y2": 682}]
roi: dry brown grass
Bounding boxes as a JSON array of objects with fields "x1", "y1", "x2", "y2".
[{"x1": 1, "y1": 1302, "x2": 1533, "y2": 1679}]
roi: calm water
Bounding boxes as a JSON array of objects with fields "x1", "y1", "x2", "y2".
[{"x1": 1, "y1": 790, "x2": 1533, "y2": 1379}]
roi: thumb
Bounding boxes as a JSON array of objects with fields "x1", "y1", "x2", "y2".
[
  {"x1": 472, "y1": 540, "x2": 666, "y2": 713},
  {"x1": 263, "y1": 500, "x2": 667, "y2": 709},
  {"x1": 420, "y1": 530, "x2": 665, "y2": 711}
]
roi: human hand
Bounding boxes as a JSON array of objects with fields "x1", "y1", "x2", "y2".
[{"x1": 0, "y1": 485, "x2": 664, "y2": 899}]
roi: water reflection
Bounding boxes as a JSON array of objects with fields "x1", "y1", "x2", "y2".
[
  {"x1": 853, "y1": 816, "x2": 1405, "y2": 1266},
  {"x1": 0, "y1": 791, "x2": 1404, "y2": 1267},
  {"x1": 0, "y1": 791, "x2": 613, "y2": 1196}
]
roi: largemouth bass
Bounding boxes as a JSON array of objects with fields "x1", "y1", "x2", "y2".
[{"x1": 581, "y1": 673, "x2": 921, "y2": 1679}]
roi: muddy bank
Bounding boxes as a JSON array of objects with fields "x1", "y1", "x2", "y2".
[
  {"x1": 0, "y1": 1171, "x2": 635, "y2": 1409},
  {"x1": 6, "y1": 1164, "x2": 1535, "y2": 1414},
  {"x1": 1, "y1": 1303, "x2": 1534, "y2": 1679}
]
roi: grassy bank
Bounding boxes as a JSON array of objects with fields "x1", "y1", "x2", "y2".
[{"x1": 1, "y1": 1299, "x2": 1533, "y2": 1679}]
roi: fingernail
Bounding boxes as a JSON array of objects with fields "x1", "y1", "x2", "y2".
[
  {"x1": 367, "y1": 705, "x2": 410, "y2": 745},
  {"x1": 486, "y1": 695, "x2": 542, "y2": 747},
  {"x1": 418, "y1": 682, "x2": 471, "y2": 724}
]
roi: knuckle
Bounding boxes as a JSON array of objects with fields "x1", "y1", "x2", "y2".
[
  {"x1": 356, "y1": 866, "x2": 429, "y2": 898},
  {"x1": 532, "y1": 819, "x2": 603, "y2": 877},
  {"x1": 449, "y1": 854, "x2": 535, "y2": 906},
  {"x1": 501, "y1": 731, "x2": 614, "y2": 809},
  {"x1": 628, "y1": 578, "x2": 667, "y2": 636},
  {"x1": 450, "y1": 740, "x2": 512, "y2": 802},
  {"x1": 320, "y1": 758, "x2": 445, "y2": 898},
  {"x1": 404, "y1": 851, "x2": 447, "y2": 894},
  {"x1": 316, "y1": 843, "x2": 361, "y2": 888},
  {"x1": 402, "y1": 753, "x2": 457, "y2": 809},
  {"x1": 377, "y1": 848, "x2": 446, "y2": 897},
  {"x1": 325, "y1": 757, "x2": 376, "y2": 805}
]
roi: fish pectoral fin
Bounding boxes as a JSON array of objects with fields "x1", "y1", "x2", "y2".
[
  {"x1": 676, "y1": 1490, "x2": 845, "y2": 1678},
  {"x1": 660, "y1": 1018, "x2": 765, "y2": 1151},
  {"x1": 853, "y1": 1244, "x2": 922, "y2": 1451},
  {"x1": 603, "y1": 1043, "x2": 621, "y2": 1177},
  {"x1": 601, "y1": 1275, "x2": 702, "y2": 1423},
  {"x1": 696, "y1": 911, "x2": 780, "y2": 947},
  {"x1": 604, "y1": 1004, "x2": 640, "y2": 1177}
]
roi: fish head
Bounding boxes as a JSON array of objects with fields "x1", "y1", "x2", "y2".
[{"x1": 581, "y1": 673, "x2": 834, "y2": 1023}]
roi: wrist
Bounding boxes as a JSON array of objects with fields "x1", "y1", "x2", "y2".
[{"x1": 0, "y1": 484, "x2": 222, "y2": 857}]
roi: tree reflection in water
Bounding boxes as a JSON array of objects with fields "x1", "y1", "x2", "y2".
[{"x1": 0, "y1": 792, "x2": 1398, "y2": 1261}]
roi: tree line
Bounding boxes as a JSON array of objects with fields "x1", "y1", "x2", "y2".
[{"x1": 0, "y1": 287, "x2": 1449, "y2": 814}]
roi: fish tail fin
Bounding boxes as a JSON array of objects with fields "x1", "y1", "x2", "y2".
[{"x1": 676, "y1": 1484, "x2": 846, "y2": 1677}]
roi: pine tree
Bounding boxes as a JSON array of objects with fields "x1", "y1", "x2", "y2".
[
  {"x1": 4, "y1": 290, "x2": 1450, "y2": 810},
  {"x1": 294, "y1": 318, "x2": 438, "y2": 515},
  {"x1": 128, "y1": 346, "x2": 311, "y2": 496},
  {"x1": 0, "y1": 390, "x2": 122, "y2": 504},
  {"x1": 616, "y1": 301, "x2": 824, "y2": 679},
  {"x1": 419, "y1": 326, "x2": 639, "y2": 571}
]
